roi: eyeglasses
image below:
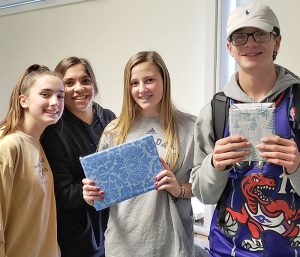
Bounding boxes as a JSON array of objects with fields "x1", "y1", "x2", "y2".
[{"x1": 230, "y1": 31, "x2": 276, "y2": 46}]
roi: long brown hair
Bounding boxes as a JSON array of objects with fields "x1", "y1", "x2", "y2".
[
  {"x1": 108, "y1": 51, "x2": 179, "y2": 169},
  {"x1": 0, "y1": 64, "x2": 61, "y2": 138}
]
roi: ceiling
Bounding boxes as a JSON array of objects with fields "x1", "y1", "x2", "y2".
[{"x1": 0, "y1": 0, "x2": 85, "y2": 16}]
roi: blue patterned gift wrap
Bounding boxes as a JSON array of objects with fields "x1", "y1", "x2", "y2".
[{"x1": 79, "y1": 134, "x2": 163, "y2": 211}]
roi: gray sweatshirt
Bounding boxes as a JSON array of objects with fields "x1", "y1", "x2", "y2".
[
  {"x1": 99, "y1": 109, "x2": 196, "y2": 257},
  {"x1": 191, "y1": 65, "x2": 300, "y2": 204}
]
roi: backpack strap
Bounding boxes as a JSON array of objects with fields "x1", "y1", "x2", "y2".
[
  {"x1": 292, "y1": 85, "x2": 300, "y2": 130},
  {"x1": 211, "y1": 92, "x2": 231, "y2": 227},
  {"x1": 211, "y1": 92, "x2": 230, "y2": 141}
]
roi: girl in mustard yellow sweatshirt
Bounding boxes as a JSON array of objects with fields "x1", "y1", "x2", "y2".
[{"x1": 0, "y1": 64, "x2": 65, "y2": 257}]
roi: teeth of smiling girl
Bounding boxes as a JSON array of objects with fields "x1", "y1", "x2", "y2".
[
  {"x1": 74, "y1": 95, "x2": 86, "y2": 100},
  {"x1": 46, "y1": 110, "x2": 59, "y2": 114},
  {"x1": 139, "y1": 95, "x2": 152, "y2": 99}
]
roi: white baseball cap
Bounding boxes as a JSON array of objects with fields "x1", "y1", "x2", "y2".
[{"x1": 227, "y1": 3, "x2": 280, "y2": 38}]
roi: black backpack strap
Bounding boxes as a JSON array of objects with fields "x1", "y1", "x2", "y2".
[
  {"x1": 216, "y1": 183, "x2": 230, "y2": 228},
  {"x1": 211, "y1": 92, "x2": 230, "y2": 141},
  {"x1": 292, "y1": 85, "x2": 300, "y2": 130},
  {"x1": 211, "y1": 92, "x2": 231, "y2": 227}
]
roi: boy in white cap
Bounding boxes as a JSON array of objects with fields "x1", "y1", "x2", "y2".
[{"x1": 192, "y1": 3, "x2": 300, "y2": 256}]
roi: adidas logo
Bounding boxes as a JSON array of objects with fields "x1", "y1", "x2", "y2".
[{"x1": 146, "y1": 128, "x2": 156, "y2": 134}]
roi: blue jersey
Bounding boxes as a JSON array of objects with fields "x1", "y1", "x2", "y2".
[{"x1": 209, "y1": 90, "x2": 300, "y2": 257}]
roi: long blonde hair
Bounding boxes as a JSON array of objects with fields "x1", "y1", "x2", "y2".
[
  {"x1": 110, "y1": 51, "x2": 179, "y2": 169},
  {"x1": 0, "y1": 64, "x2": 62, "y2": 138}
]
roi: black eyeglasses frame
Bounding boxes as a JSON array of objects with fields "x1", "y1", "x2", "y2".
[{"x1": 230, "y1": 31, "x2": 278, "y2": 46}]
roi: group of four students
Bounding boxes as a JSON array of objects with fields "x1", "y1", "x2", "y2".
[{"x1": 1, "y1": 3, "x2": 300, "y2": 257}]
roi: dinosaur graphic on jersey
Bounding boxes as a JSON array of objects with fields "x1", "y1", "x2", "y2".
[{"x1": 224, "y1": 173, "x2": 300, "y2": 251}]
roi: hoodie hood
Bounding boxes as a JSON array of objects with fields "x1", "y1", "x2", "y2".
[
  {"x1": 93, "y1": 101, "x2": 104, "y2": 118},
  {"x1": 223, "y1": 65, "x2": 300, "y2": 103}
]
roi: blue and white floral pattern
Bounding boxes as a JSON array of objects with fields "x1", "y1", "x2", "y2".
[{"x1": 80, "y1": 135, "x2": 163, "y2": 211}]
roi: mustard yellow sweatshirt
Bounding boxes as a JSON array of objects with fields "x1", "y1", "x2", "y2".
[{"x1": 0, "y1": 130, "x2": 60, "y2": 257}]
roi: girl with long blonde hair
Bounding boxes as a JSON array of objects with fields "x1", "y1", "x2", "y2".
[{"x1": 83, "y1": 51, "x2": 196, "y2": 257}]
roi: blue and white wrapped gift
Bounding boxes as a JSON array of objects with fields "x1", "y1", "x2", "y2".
[
  {"x1": 229, "y1": 102, "x2": 275, "y2": 162},
  {"x1": 80, "y1": 134, "x2": 163, "y2": 211}
]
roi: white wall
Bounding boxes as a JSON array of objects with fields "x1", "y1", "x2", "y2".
[
  {"x1": 0, "y1": 0, "x2": 210, "y2": 119},
  {"x1": 0, "y1": 1, "x2": 299, "y2": 119}
]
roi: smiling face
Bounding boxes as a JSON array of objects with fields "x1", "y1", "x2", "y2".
[
  {"x1": 130, "y1": 62, "x2": 164, "y2": 117},
  {"x1": 63, "y1": 63, "x2": 95, "y2": 116},
  {"x1": 227, "y1": 27, "x2": 281, "y2": 72},
  {"x1": 20, "y1": 75, "x2": 65, "y2": 129}
]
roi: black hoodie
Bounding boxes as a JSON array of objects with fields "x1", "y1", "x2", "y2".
[{"x1": 41, "y1": 102, "x2": 116, "y2": 257}]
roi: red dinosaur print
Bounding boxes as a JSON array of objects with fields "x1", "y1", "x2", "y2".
[{"x1": 225, "y1": 173, "x2": 300, "y2": 251}]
